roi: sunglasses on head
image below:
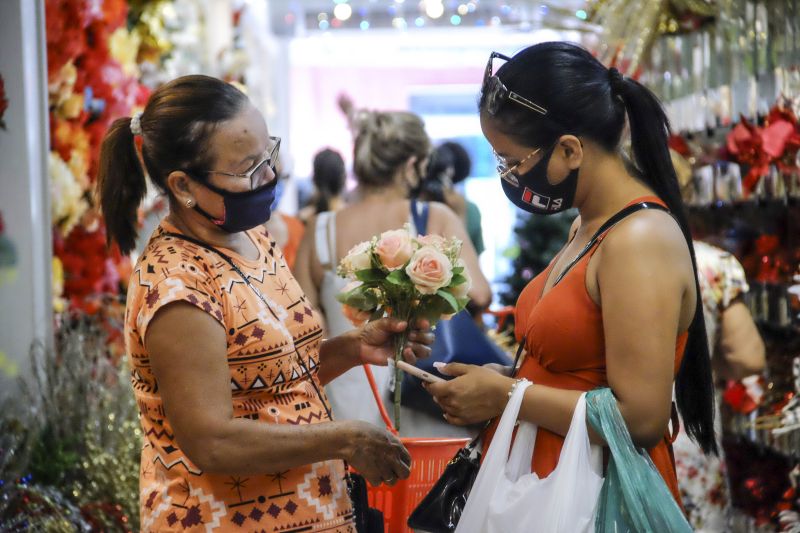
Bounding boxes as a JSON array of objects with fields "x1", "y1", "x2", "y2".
[{"x1": 482, "y1": 52, "x2": 548, "y2": 117}]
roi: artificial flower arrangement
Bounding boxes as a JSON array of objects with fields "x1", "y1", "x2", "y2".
[{"x1": 337, "y1": 226, "x2": 471, "y2": 429}]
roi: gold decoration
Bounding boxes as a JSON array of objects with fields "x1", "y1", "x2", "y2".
[{"x1": 588, "y1": 0, "x2": 721, "y2": 75}]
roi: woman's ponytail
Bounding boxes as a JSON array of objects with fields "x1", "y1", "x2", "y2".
[
  {"x1": 615, "y1": 72, "x2": 718, "y2": 455},
  {"x1": 97, "y1": 117, "x2": 147, "y2": 255}
]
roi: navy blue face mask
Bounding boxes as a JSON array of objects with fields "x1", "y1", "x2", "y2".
[
  {"x1": 500, "y1": 144, "x2": 579, "y2": 215},
  {"x1": 192, "y1": 177, "x2": 278, "y2": 233}
]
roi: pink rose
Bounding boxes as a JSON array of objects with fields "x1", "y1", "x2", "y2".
[
  {"x1": 376, "y1": 229, "x2": 414, "y2": 271},
  {"x1": 342, "y1": 304, "x2": 371, "y2": 327},
  {"x1": 405, "y1": 246, "x2": 453, "y2": 295},
  {"x1": 416, "y1": 234, "x2": 447, "y2": 249}
]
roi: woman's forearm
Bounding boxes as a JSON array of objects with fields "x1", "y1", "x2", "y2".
[
  {"x1": 191, "y1": 419, "x2": 355, "y2": 475},
  {"x1": 317, "y1": 331, "x2": 360, "y2": 385}
]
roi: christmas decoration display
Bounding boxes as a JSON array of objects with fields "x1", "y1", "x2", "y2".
[{"x1": 0, "y1": 318, "x2": 140, "y2": 532}]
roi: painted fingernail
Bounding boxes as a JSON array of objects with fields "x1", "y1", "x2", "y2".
[{"x1": 433, "y1": 362, "x2": 446, "y2": 371}]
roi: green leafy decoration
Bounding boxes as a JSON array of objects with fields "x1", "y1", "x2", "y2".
[
  {"x1": 450, "y1": 273, "x2": 467, "y2": 287},
  {"x1": 355, "y1": 269, "x2": 387, "y2": 283},
  {"x1": 385, "y1": 270, "x2": 410, "y2": 286},
  {"x1": 436, "y1": 290, "x2": 460, "y2": 314}
]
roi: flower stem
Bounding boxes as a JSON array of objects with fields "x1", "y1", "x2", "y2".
[{"x1": 393, "y1": 332, "x2": 406, "y2": 431}]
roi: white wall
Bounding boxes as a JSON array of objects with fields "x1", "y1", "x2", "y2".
[{"x1": 0, "y1": 0, "x2": 52, "y2": 397}]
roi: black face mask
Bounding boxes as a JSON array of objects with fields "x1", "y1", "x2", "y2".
[
  {"x1": 501, "y1": 144, "x2": 579, "y2": 215},
  {"x1": 193, "y1": 178, "x2": 278, "y2": 233}
]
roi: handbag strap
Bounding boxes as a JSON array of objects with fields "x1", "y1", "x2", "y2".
[
  {"x1": 409, "y1": 199, "x2": 430, "y2": 236},
  {"x1": 552, "y1": 201, "x2": 670, "y2": 287},
  {"x1": 163, "y1": 230, "x2": 336, "y2": 422},
  {"x1": 315, "y1": 211, "x2": 337, "y2": 271}
]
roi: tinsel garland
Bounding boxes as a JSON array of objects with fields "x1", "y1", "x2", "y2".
[
  {"x1": 588, "y1": 0, "x2": 725, "y2": 76},
  {"x1": 0, "y1": 318, "x2": 140, "y2": 532}
]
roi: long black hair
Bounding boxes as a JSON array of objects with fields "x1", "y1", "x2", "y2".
[
  {"x1": 97, "y1": 75, "x2": 249, "y2": 254},
  {"x1": 480, "y1": 42, "x2": 716, "y2": 455},
  {"x1": 311, "y1": 148, "x2": 346, "y2": 213}
]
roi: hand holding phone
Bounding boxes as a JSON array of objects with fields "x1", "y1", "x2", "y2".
[{"x1": 395, "y1": 360, "x2": 445, "y2": 384}]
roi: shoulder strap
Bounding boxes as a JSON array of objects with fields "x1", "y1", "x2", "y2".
[
  {"x1": 552, "y1": 201, "x2": 670, "y2": 287},
  {"x1": 315, "y1": 212, "x2": 335, "y2": 270},
  {"x1": 409, "y1": 199, "x2": 430, "y2": 236}
]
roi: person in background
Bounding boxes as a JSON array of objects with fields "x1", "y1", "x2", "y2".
[
  {"x1": 671, "y1": 149, "x2": 766, "y2": 531},
  {"x1": 299, "y1": 148, "x2": 347, "y2": 224},
  {"x1": 418, "y1": 141, "x2": 485, "y2": 255},
  {"x1": 264, "y1": 164, "x2": 305, "y2": 270},
  {"x1": 295, "y1": 107, "x2": 492, "y2": 437},
  {"x1": 96, "y1": 75, "x2": 434, "y2": 531}
]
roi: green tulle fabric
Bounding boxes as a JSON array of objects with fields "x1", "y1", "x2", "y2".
[{"x1": 585, "y1": 388, "x2": 692, "y2": 533}]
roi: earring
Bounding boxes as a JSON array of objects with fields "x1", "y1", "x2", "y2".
[{"x1": 186, "y1": 199, "x2": 194, "y2": 208}]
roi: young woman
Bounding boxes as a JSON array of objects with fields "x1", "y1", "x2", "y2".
[
  {"x1": 295, "y1": 109, "x2": 491, "y2": 437},
  {"x1": 426, "y1": 42, "x2": 717, "y2": 506},
  {"x1": 97, "y1": 75, "x2": 433, "y2": 531},
  {"x1": 298, "y1": 148, "x2": 347, "y2": 223}
]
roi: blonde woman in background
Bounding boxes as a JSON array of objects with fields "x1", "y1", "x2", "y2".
[{"x1": 295, "y1": 108, "x2": 492, "y2": 437}]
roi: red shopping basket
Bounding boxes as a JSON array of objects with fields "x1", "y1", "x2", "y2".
[{"x1": 360, "y1": 364, "x2": 469, "y2": 533}]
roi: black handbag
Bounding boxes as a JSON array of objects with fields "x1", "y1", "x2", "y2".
[
  {"x1": 406, "y1": 438, "x2": 481, "y2": 532},
  {"x1": 406, "y1": 340, "x2": 525, "y2": 533},
  {"x1": 348, "y1": 471, "x2": 386, "y2": 533},
  {"x1": 164, "y1": 231, "x2": 385, "y2": 533},
  {"x1": 401, "y1": 200, "x2": 512, "y2": 416}
]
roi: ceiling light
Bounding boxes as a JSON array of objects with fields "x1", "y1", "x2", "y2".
[
  {"x1": 333, "y1": 3, "x2": 352, "y2": 20},
  {"x1": 424, "y1": 0, "x2": 445, "y2": 19}
]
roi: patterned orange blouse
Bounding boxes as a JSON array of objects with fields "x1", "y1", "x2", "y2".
[{"x1": 125, "y1": 220, "x2": 355, "y2": 532}]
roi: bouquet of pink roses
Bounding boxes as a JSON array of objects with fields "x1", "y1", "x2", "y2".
[{"x1": 337, "y1": 225, "x2": 471, "y2": 429}]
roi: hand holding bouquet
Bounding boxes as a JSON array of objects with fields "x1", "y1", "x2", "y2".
[{"x1": 337, "y1": 226, "x2": 471, "y2": 429}]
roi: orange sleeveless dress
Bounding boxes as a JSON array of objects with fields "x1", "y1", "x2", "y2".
[{"x1": 494, "y1": 196, "x2": 686, "y2": 506}]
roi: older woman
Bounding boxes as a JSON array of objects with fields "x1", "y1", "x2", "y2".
[{"x1": 97, "y1": 75, "x2": 431, "y2": 532}]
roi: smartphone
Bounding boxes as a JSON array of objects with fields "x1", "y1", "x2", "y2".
[{"x1": 395, "y1": 360, "x2": 445, "y2": 384}]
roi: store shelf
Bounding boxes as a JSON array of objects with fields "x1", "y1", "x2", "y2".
[{"x1": 756, "y1": 320, "x2": 800, "y2": 339}]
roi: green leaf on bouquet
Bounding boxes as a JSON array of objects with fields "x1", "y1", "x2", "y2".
[
  {"x1": 385, "y1": 269, "x2": 410, "y2": 285},
  {"x1": 450, "y1": 273, "x2": 467, "y2": 286},
  {"x1": 335, "y1": 285, "x2": 379, "y2": 311},
  {"x1": 436, "y1": 289, "x2": 460, "y2": 313},
  {"x1": 418, "y1": 296, "x2": 450, "y2": 323},
  {"x1": 355, "y1": 268, "x2": 387, "y2": 283},
  {"x1": 452, "y1": 266, "x2": 464, "y2": 276}
]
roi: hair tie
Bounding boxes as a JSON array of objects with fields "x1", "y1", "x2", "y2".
[
  {"x1": 130, "y1": 112, "x2": 143, "y2": 136},
  {"x1": 608, "y1": 67, "x2": 625, "y2": 94}
]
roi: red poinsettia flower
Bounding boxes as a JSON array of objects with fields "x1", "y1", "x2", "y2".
[
  {"x1": 766, "y1": 104, "x2": 800, "y2": 174},
  {"x1": 726, "y1": 116, "x2": 772, "y2": 196}
]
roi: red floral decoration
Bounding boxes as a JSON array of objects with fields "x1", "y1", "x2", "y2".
[
  {"x1": 45, "y1": 0, "x2": 145, "y2": 314},
  {"x1": 44, "y1": 0, "x2": 90, "y2": 83},
  {"x1": 726, "y1": 105, "x2": 800, "y2": 196}
]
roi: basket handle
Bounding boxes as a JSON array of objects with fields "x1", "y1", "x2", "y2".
[{"x1": 362, "y1": 364, "x2": 399, "y2": 435}]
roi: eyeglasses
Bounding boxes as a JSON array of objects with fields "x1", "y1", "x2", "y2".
[
  {"x1": 203, "y1": 136, "x2": 281, "y2": 190},
  {"x1": 482, "y1": 52, "x2": 548, "y2": 117},
  {"x1": 494, "y1": 147, "x2": 541, "y2": 186}
]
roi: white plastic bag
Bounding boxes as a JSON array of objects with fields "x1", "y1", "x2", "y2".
[{"x1": 455, "y1": 382, "x2": 604, "y2": 533}]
